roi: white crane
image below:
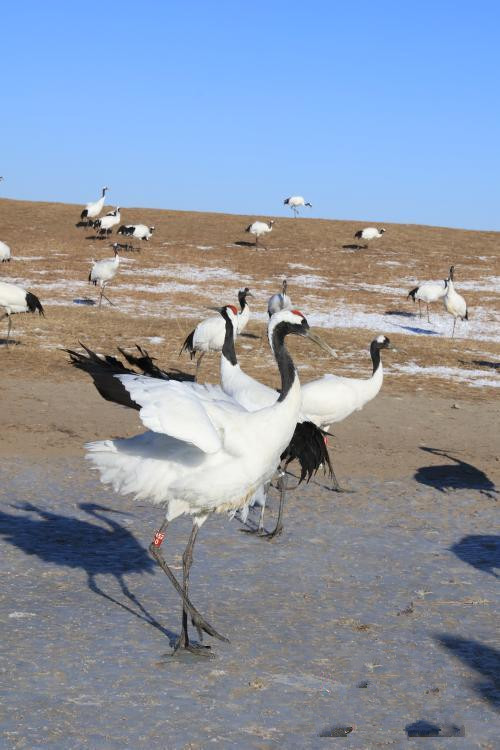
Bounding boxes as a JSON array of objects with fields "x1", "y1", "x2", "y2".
[
  {"x1": 300, "y1": 335, "x2": 393, "y2": 486},
  {"x1": 0, "y1": 240, "x2": 11, "y2": 262},
  {"x1": 80, "y1": 186, "x2": 109, "y2": 225},
  {"x1": 84, "y1": 308, "x2": 326, "y2": 655},
  {"x1": 443, "y1": 266, "x2": 468, "y2": 337},
  {"x1": 93, "y1": 207, "x2": 121, "y2": 237},
  {"x1": 0, "y1": 281, "x2": 44, "y2": 346},
  {"x1": 267, "y1": 279, "x2": 292, "y2": 317},
  {"x1": 88, "y1": 245, "x2": 124, "y2": 307},
  {"x1": 354, "y1": 227, "x2": 386, "y2": 247},
  {"x1": 218, "y1": 304, "x2": 335, "y2": 535},
  {"x1": 180, "y1": 290, "x2": 250, "y2": 380},
  {"x1": 408, "y1": 278, "x2": 448, "y2": 322},
  {"x1": 236, "y1": 287, "x2": 253, "y2": 334},
  {"x1": 245, "y1": 220, "x2": 274, "y2": 248},
  {"x1": 283, "y1": 196, "x2": 312, "y2": 217},
  {"x1": 117, "y1": 224, "x2": 155, "y2": 241}
]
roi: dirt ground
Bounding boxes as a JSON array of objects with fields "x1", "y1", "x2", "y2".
[{"x1": 0, "y1": 199, "x2": 499, "y2": 747}]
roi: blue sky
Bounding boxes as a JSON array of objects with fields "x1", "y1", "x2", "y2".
[{"x1": 2, "y1": 1, "x2": 499, "y2": 230}]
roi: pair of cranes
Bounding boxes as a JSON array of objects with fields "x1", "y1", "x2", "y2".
[
  {"x1": 69, "y1": 276, "x2": 394, "y2": 656},
  {"x1": 408, "y1": 265, "x2": 468, "y2": 336}
]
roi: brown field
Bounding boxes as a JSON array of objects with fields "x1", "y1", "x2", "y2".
[{"x1": 0, "y1": 197, "x2": 498, "y2": 480}]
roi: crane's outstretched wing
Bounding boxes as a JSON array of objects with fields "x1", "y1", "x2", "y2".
[{"x1": 117, "y1": 375, "x2": 247, "y2": 454}]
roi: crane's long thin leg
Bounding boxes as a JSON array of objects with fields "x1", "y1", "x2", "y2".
[
  {"x1": 427, "y1": 304, "x2": 430, "y2": 323},
  {"x1": 194, "y1": 352, "x2": 205, "y2": 382},
  {"x1": 98, "y1": 287, "x2": 103, "y2": 308},
  {"x1": 101, "y1": 291, "x2": 115, "y2": 306},
  {"x1": 174, "y1": 524, "x2": 213, "y2": 657},
  {"x1": 452, "y1": 318, "x2": 456, "y2": 338},
  {"x1": 264, "y1": 470, "x2": 287, "y2": 539},
  {"x1": 6, "y1": 314, "x2": 12, "y2": 347},
  {"x1": 418, "y1": 300, "x2": 422, "y2": 318},
  {"x1": 149, "y1": 522, "x2": 229, "y2": 646}
]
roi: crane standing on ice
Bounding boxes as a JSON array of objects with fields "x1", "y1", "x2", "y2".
[
  {"x1": 83, "y1": 308, "x2": 331, "y2": 655},
  {"x1": 443, "y1": 265, "x2": 468, "y2": 337}
]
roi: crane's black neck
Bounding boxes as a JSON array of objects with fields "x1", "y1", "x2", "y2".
[
  {"x1": 271, "y1": 321, "x2": 299, "y2": 401},
  {"x1": 369, "y1": 341, "x2": 382, "y2": 375},
  {"x1": 221, "y1": 310, "x2": 238, "y2": 366},
  {"x1": 238, "y1": 290, "x2": 248, "y2": 312}
]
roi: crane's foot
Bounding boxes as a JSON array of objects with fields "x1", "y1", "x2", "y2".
[
  {"x1": 190, "y1": 609, "x2": 229, "y2": 644},
  {"x1": 173, "y1": 634, "x2": 214, "y2": 658}
]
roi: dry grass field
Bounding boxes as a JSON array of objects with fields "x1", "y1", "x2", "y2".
[{"x1": 0, "y1": 197, "x2": 498, "y2": 398}]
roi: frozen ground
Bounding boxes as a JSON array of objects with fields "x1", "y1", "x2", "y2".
[{"x1": 0, "y1": 458, "x2": 498, "y2": 748}]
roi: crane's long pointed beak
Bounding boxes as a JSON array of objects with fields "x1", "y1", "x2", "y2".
[{"x1": 305, "y1": 330, "x2": 337, "y2": 357}]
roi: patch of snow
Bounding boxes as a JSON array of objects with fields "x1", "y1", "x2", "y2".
[
  {"x1": 9, "y1": 612, "x2": 37, "y2": 619},
  {"x1": 291, "y1": 274, "x2": 328, "y2": 287},
  {"x1": 287, "y1": 263, "x2": 317, "y2": 270},
  {"x1": 391, "y1": 363, "x2": 499, "y2": 388},
  {"x1": 196, "y1": 245, "x2": 214, "y2": 250},
  {"x1": 147, "y1": 336, "x2": 164, "y2": 344}
]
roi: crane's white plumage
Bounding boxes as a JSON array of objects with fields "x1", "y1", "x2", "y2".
[
  {"x1": 94, "y1": 207, "x2": 121, "y2": 235},
  {"x1": 245, "y1": 220, "x2": 274, "y2": 246},
  {"x1": 354, "y1": 227, "x2": 386, "y2": 245},
  {"x1": 180, "y1": 304, "x2": 239, "y2": 380},
  {"x1": 0, "y1": 280, "x2": 44, "y2": 344},
  {"x1": 81, "y1": 186, "x2": 108, "y2": 223},
  {"x1": 268, "y1": 279, "x2": 292, "y2": 317},
  {"x1": 117, "y1": 224, "x2": 155, "y2": 241},
  {"x1": 0, "y1": 240, "x2": 11, "y2": 262},
  {"x1": 443, "y1": 266, "x2": 468, "y2": 337},
  {"x1": 236, "y1": 287, "x2": 252, "y2": 334},
  {"x1": 283, "y1": 196, "x2": 312, "y2": 216},
  {"x1": 88, "y1": 247, "x2": 121, "y2": 307},
  {"x1": 85, "y1": 308, "x2": 313, "y2": 652},
  {"x1": 301, "y1": 335, "x2": 392, "y2": 429},
  {"x1": 408, "y1": 279, "x2": 447, "y2": 321}
]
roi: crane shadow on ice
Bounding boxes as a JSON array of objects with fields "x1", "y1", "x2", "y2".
[
  {"x1": 0, "y1": 501, "x2": 177, "y2": 643},
  {"x1": 435, "y1": 634, "x2": 500, "y2": 708},
  {"x1": 450, "y1": 535, "x2": 500, "y2": 578},
  {"x1": 414, "y1": 447, "x2": 497, "y2": 498}
]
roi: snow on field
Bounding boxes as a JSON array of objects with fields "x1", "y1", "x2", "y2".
[{"x1": 390, "y1": 362, "x2": 499, "y2": 388}]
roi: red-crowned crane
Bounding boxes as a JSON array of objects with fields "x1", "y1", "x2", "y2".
[
  {"x1": 354, "y1": 227, "x2": 386, "y2": 248},
  {"x1": 80, "y1": 308, "x2": 331, "y2": 655},
  {"x1": 80, "y1": 186, "x2": 109, "y2": 226},
  {"x1": 0, "y1": 240, "x2": 11, "y2": 262},
  {"x1": 283, "y1": 196, "x2": 312, "y2": 217},
  {"x1": 408, "y1": 278, "x2": 448, "y2": 322},
  {"x1": 0, "y1": 281, "x2": 44, "y2": 346},
  {"x1": 443, "y1": 266, "x2": 468, "y2": 337},
  {"x1": 245, "y1": 220, "x2": 274, "y2": 248}
]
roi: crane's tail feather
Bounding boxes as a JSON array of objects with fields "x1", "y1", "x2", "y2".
[
  {"x1": 26, "y1": 292, "x2": 44, "y2": 316},
  {"x1": 179, "y1": 329, "x2": 196, "y2": 359},
  {"x1": 408, "y1": 286, "x2": 419, "y2": 301},
  {"x1": 281, "y1": 421, "x2": 333, "y2": 483}
]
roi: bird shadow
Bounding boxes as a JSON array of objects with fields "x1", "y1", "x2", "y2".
[
  {"x1": 459, "y1": 359, "x2": 499, "y2": 371},
  {"x1": 73, "y1": 298, "x2": 96, "y2": 306},
  {"x1": 435, "y1": 634, "x2": 500, "y2": 708},
  {"x1": 238, "y1": 332, "x2": 261, "y2": 340},
  {"x1": 341, "y1": 243, "x2": 365, "y2": 250},
  {"x1": 233, "y1": 240, "x2": 257, "y2": 248},
  {"x1": 405, "y1": 720, "x2": 464, "y2": 738},
  {"x1": 384, "y1": 309, "x2": 417, "y2": 319},
  {"x1": 450, "y1": 535, "x2": 499, "y2": 578},
  {"x1": 0, "y1": 338, "x2": 20, "y2": 346},
  {"x1": 414, "y1": 447, "x2": 497, "y2": 498},
  {"x1": 392, "y1": 323, "x2": 439, "y2": 335},
  {"x1": 85, "y1": 235, "x2": 108, "y2": 241},
  {"x1": 0, "y1": 501, "x2": 178, "y2": 644}
]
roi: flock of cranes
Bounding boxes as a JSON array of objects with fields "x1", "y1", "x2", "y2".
[{"x1": 0, "y1": 182, "x2": 473, "y2": 656}]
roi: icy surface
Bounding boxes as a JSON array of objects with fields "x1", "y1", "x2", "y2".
[{"x1": 1, "y1": 459, "x2": 498, "y2": 748}]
